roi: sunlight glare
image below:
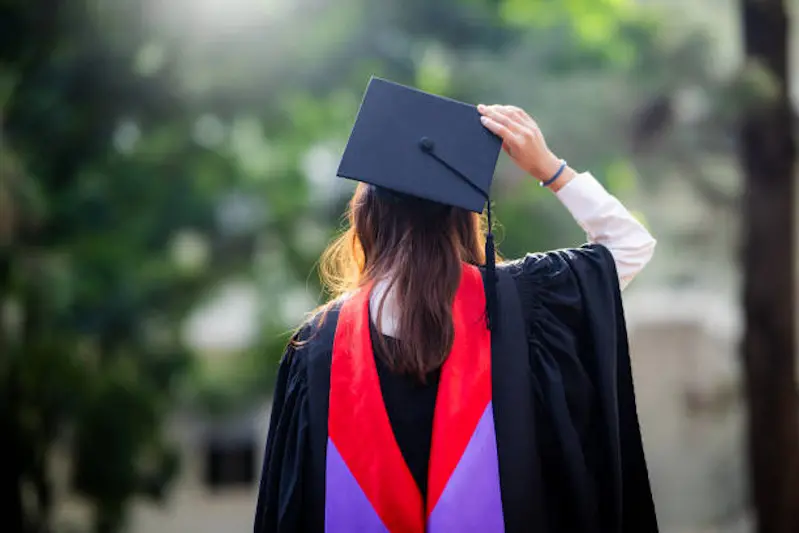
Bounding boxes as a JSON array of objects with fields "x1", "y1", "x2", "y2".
[{"x1": 153, "y1": 0, "x2": 292, "y2": 35}]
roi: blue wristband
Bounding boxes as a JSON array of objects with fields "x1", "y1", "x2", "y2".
[{"x1": 541, "y1": 160, "x2": 567, "y2": 188}]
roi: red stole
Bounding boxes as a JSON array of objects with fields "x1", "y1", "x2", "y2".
[{"x1": 328, "y1": 264, "x2": 493, "y2": 532}]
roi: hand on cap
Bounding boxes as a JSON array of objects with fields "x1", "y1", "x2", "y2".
[{"x1": 477, "y1": 104, "x2": 565, "y2": 184}]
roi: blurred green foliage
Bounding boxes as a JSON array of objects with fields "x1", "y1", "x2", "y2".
[{"x1": 0, "y1": 0, "x2": 739, "y2": 531}]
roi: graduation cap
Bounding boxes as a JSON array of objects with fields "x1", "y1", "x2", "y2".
[{"x1": 337, "y1": 77, "x2": 502, "y2": 329}]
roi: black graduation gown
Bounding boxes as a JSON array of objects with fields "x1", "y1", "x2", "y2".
[{"x1": 254, "y1": 244, "x2": 659, "y2": 533}]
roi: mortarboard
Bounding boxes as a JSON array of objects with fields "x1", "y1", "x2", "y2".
[{"x1": 337, "y1": 77, "x2": 502, "y2": 329}]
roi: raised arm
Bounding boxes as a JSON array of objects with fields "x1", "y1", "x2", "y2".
[
  {"x1": 553, "y1": 172, "x2": 655, "y2": 289},
  {"x1": 478, "y1": 104, "x2": 656, "y2": 289}
]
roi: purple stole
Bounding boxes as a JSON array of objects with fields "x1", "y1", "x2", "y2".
[{"x1": 325, "y1": 264, "x2": 505, "y2": 532}]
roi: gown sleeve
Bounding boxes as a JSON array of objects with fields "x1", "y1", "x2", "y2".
[
  {"x1": 504, "y1": 243, "x2": 658, "y2": 533},
  {"x1": 254, "y1": 330, "x2": 312, "y2": 533}
]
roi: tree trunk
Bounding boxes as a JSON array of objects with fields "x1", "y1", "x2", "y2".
[
  {"x1": 0, "y1": 251, "x2": 25, "y2": 533},
  {"x1": 740, "y1": 1, "x2": 799, "y2": 532}
]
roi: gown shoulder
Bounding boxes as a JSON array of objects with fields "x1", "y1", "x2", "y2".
[
  {"x1": 254, "y1": 303, "x2": 341, "y2": 533},
  {"x1": 501, "y1": 243, "x2": 619, "y2": 333}
]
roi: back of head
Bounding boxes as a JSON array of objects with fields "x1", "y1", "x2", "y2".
[{"x1": 319, "y1": 183, "x2": 486, "y2": 380}]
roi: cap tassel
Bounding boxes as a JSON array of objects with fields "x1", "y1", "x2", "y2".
[
  {"x1": 413, "y1": 137, "x2": 498, "y2": 329},
  {"x1": 484, "y1": 202, "x2": 498, "y2": 331}
]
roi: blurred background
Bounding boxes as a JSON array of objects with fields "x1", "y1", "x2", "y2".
[{"x1": 1, "y1": 0, "x2": 797, "y2": 532}]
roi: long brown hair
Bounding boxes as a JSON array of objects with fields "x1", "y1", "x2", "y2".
[{"x1": 316, "y1": 183, "x2": 488, "y2": 380}]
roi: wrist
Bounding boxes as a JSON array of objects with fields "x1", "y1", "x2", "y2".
[
  {"x1": 532, "y1": 154, "x2": 562, "y2": 182},
  {"x1": 546, "y1": 166, "x2": 575, "y2": 193}
]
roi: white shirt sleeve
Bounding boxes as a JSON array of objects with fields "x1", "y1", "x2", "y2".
[{"x1": 554, "y1": 172, "x2": 656, "y2": 290}]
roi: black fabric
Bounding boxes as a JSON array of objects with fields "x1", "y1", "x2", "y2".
[
  {"x1": 254, "y1": 244, "x2": 659, "y2": 533},
  {"x1": 501, "y1": 244, "x2": 658, "y2": 532},
  {"x1": 489, "y1": 266, "x2": 547, "y2": 531},
  {"x1": 371, "y1": 321, "x2": 440, "y2": 498},
  {"x1": 252, "y1": 326, "x2": 308, "y2": 533},
  {"x1": 303, "y1": 307, "x2": 339, "y2": 533},
  {"x1": 253, "y1": 306, "x2": 340, "y2": 533},
  {"x1": 570, "y1": 246, "x2": 659, "y2": 532},
  {"x1": 506, "y1": 248, "x2": 606, "y2": 532}
]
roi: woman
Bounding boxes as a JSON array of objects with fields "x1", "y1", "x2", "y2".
[{"x1": 255, "y1": 80, "x2": 659, "y2": 533}]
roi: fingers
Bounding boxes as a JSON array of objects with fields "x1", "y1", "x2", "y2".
[
  {"x1": 479, "y1": 104, "x2": 539, "y2": 143},
  {"x1": 480, "y1": 115, "x2": 515, "y2": 142},
  {"x1": 480, "y1": 104, "x2": 534, "y2": 125},
  {"x1": 488, "y1": 109, "x2": 524, "y2": 133},
  {"x1": 478, "y1": 103, "x2": 554, "y2": 179},
  {"x1": 503, "y1": 105, "x2": 541, "y2": 135},
  {"x1": 478, "y1": 104, "x2": 524, "y2": 130},
  {"x1": 478, "y1": 107, "x2": 520, "y2": 148},
  {"x1": 502, "y1": 105, "x2": 528, "y2": 124}
]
